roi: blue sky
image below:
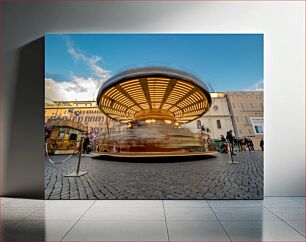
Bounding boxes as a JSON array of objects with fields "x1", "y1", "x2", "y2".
[{"x1": 45, "y1": 34, "x2": 263, "y2": 101}]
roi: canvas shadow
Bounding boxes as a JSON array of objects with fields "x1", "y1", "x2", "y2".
[{"x1": 4, "y1": 37, "x2": 45, "y2": 199}]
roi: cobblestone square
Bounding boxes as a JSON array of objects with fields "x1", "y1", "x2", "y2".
[{"x1": 45, "y1": 151, "x2": 263, "y2": 200}]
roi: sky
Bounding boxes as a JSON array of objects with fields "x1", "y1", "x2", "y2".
[{"x1": 45, "y1": 34, "x2": 263, "y2": 102}]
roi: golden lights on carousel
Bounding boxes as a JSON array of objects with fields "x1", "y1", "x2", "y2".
[
  {"x1": 98, "y1": 72, "x2": 211, "y2": 124},
  {"x1": 145, "y1": 119, "x2": 156, "y2": 124}
]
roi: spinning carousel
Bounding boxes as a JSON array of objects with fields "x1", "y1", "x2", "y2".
[{"x1": 95, "y1": 66, "x2": 216, "y2": 159}]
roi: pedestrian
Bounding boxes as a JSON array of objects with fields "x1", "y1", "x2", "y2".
[
  {"x1": 246, "y1": 138, "x2": 253, "y2": 152},
  {"x1": 220, "y1": 135, "x2": 226, "y2": 143},
  {"x1": 220, "y1": 135, "x2": 227, "y2": 153},
  {"x1": 260, "y1": 139, "x2": 264, "y2": 151},
  {"x1": 83, "y1": 136, "x2": 90, "y2": 154},
  {"x1": 238, "y1": 138, "x2": 243, "y2": 151},
  {"x1": 240, "y1": 137, "x2": 247, "y2": 152},
  {"x1": 249, "y1": 139, "x2": 254, "y2": 151},
  {"x1": 226, "y1": 130, "x2": 236, "y2": 155},
  {"x1": 234, "y1": 137, "x2": 239, "y2": 153}
]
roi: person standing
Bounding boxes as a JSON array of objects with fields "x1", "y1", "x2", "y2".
[
  {"x1": 249, "y1": 139, "x2": 254, "y2": 151},
  {"x1": 246, "y1": 138, "x2": 252, "y2": 152},
  {"x1": 220, "y1": 135, "x2": 226, "y2": 143},
  {"x1": 226, "y1": 130, "x2": 236, "y2": 155},
  {"x1": 240, "y1": 137, "x2": 247, "y2": 152},
  {"x1": 220, "y1": 135, "x2": 227, "y2": 153},
  {"x1": 83, "y1": 136, "x2": 90, "y2": 154},
  {"x1": 260, "y1": 139, "x2": 264, "y2": 151}
]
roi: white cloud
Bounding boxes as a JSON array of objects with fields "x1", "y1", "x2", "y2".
[
  {"x1": 45, "y1": 76, "x2": 99, "y2": 101},
  {"x1": 246, "y1": 80, "x2": 264, "y2": 91},
  {"x1": 45, "y1": 38, "x2": 112, "y2": 102},
  {"x1": 66, "y1": 38, "x2": 111, "y2": 83}
]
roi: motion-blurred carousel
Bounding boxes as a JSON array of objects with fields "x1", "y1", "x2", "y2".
[{"x1": 95, "y1": 66, "x2": 216, "y2": 159}]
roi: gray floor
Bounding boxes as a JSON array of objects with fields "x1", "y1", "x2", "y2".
[{"x1": 0, "y1": 197, "x2": 304, "y2": 241}]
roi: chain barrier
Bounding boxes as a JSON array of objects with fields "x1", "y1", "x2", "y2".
[{"x1": 45, "y1": 142, "x2": 80, "y2": 164}]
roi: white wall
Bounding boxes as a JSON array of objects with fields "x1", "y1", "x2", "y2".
[{"x1": 2, "y1": 1, "x2": 305, "y2": 197}]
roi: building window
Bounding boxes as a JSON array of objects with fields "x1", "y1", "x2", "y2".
[
  {"x1": 248, "y1": 129, "x2": 252, "y2": 134},
  {"x1": 250, "y1": 103, "x2": 254, "y2": 108},
  {"x1": 245, "y1": 116, "x2": 249, "y2": 123},
  {"x1": 239, "y1": 129, "x2": 243, "y2": 134},
  {"x1": 236, "y1": 116, "x2": 240, "y2": 122},
  {"x1": 241, "y1": 103, "x2": 244, "y2": 109},
  {"x1": 216, "y1": 120, "x2": 221, "y2": 129}
]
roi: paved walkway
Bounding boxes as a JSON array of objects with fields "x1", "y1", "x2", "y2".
[{"x1": 45, "y1": 151, "x2": 263, "y2": 199}]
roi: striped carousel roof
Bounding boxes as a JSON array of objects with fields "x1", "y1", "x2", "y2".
[{"x1": 97, "y1": 67, "x2": 212, "y2": 124}]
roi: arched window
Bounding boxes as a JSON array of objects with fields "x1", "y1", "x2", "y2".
[{"x1": 216, "y1": 120, "x2": 222, "y2": 129}]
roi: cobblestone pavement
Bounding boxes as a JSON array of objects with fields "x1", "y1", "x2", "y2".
[{"x1": 45, "y1": 151, "x2": 263, "y2": 199}]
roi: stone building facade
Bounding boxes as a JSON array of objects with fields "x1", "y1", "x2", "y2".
[
  {"x1": 44, "y1": 101, "x2": 123, "y2": 135},
  {"x1": 183, "y1": 92, "x2": 235, "y2": 140},
  {"x1": 226, "y1": 91, "x2": 264, "y2": 150}
]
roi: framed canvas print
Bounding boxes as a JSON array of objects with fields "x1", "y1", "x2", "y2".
[{"x1": 45, "y1": 34, "x2": 263, "y2": 200}]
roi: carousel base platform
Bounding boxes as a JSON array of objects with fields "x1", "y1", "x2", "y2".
[{"x1": 90, "y1": 151, "x2": 218, "y2": 162}]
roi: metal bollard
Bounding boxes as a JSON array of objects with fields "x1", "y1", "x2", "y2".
[{"x1": 65, "y1": 139, "x2": 88, "y2": 177}]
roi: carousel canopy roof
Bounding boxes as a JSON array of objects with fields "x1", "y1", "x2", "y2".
[{"x1": 97, "y1": 67, "x2": 212, "y2": 124}]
